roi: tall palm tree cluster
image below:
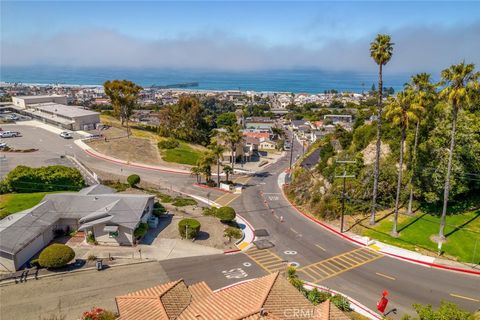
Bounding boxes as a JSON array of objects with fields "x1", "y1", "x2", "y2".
[
  {"x1": 190, "y1": 123, "x2": 243, "y2": 186},
  {"x1": 369, "y1": 34, "x2": 480, "y2": 239}
]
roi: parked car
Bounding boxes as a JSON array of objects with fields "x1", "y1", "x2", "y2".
[
  {"x1": 0, "y1": 131, "x2": 20, "y2": 138},
  {"x1": 0, "y1": 142, "x2": 7, "y2": 148},
  {"x1": 7, "y1": 114, "x2": 19, "y2": 121},
  {"x1": 86, "y1": 133, "x2": 103, "y2": 139},
  {"x1": 60, "y1": 131, "x2": 73, "y2": 139}
]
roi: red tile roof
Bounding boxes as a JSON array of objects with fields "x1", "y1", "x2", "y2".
[{"x1": 116, "y1": 272, "x2": 351, "y2": 320}]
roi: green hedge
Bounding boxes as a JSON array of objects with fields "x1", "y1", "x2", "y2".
[
  {"x1": 172, "y1": 197, "x2": 197, "y2": 207},
  {"x1": 153, "y1": 202, "x2": 167, "y2": 217},
  {"x1": 216, "y1": 206, "x2": 236, "y2": 222},
  {"x1": 2, "y1": 165, "x2": 84, "y2": 193},
  {"x1": 178, "y1": 218, "x2": 201, "y2": 239},
  {"x1": 38, "y1": 244, "x2": 75, "y2": 269}
]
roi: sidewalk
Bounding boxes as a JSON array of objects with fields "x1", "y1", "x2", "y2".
[{"x1": 279, "y1": 171, "x2": 480, "y2": 275}]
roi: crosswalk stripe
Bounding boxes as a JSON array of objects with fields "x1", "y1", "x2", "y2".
[{"x1": 298, "y1": 247, "x2": 384, "y2": 283}]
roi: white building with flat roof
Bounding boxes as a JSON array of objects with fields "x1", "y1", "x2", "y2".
[{"x1": 11, "y1": 95, "x2": 100, "y2": 130}]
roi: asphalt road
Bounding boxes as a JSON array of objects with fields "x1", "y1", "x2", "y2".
[
  {"x1": 2, "y1": 123, "x2": 480, "y2": 318},
  {"x1": 0, "y1": 261, "x2": 170, "y2": 320}
]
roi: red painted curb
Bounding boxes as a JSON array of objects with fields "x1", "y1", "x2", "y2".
[
  {"x1": 84, "y1": 149, "x2": 190, "y2": 175},
  {"x1": 224, "y1": 249, "x2": 241, "y2": 254},
  {"x1": 282, "y1": 186, "x2": 480, "y2": 276},
  {"x1": 193, "y1": 183, "x2": 231, "y2": 193}
]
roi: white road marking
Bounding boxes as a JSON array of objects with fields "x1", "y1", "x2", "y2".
[
  {"x1": 222, "y1": 268, "x2": 248, "y2": 279},
  {"x1": 284, "y1": 250, "x2": 298, "y2": 255},
  {"x1": 243, "y1": 262, "x2": 252, "y2": 267}
]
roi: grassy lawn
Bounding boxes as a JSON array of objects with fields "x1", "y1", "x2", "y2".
[
  {"x1": 362, "y1": 209, "x2": 480, "y2": 263},
  {"x1": 161, "y1": 141, "x2": 203, "y2": 166},
  {"x1": 0, "y1": 192, "x2": 53, "y2": 219}
]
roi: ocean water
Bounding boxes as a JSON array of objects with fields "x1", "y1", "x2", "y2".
[{"x1": 0, "y1": 66, "x2": 411, "y2": 93}]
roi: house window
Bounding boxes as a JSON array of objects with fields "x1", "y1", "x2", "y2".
[{"x1": 109, "y1": 231, "x2": 119, "y2": 238}]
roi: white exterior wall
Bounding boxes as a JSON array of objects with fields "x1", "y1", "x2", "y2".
[
  {"x1": 0, "y1": 252, "x2": 15, "y2": 272},
  {"x1": 72, "y1": 114, "x2": 101, "y2": 130},
  {"x1": 15, "y1": 234, "x2": 46, "y2": 270}
]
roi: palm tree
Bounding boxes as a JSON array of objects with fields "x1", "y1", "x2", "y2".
[
  {"x1": 438, "y1": 62, "x2": 479, "y2": 240},
  {"x1": 217, "y1": 124, "x2": 243, "y2": 173},
  {"x1": 209, "y1": 142, "x2": 225, "y2": 187},
  {"x1": 198, "y1": 152, "x2": 215, "y2": 183},
  {"x1": 223, "y1": 165, "x2": 233, "y2": 183},
  {"x1": 385, "y1": 89, "x2": 421, "y2": 236},
  {"x1": 405, "y1": 73, "x2": 434, "y2": 215},
  {"x1": 190, "y1": 166, "x2": 202, "y2": 184},
  {"x1": 369, "y1": 34, "x2": 394, "y2": 225}
]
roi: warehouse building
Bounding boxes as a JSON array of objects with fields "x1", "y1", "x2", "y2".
[{"x1": 10, "y1": 95, "x2": 100, "y2": 131}]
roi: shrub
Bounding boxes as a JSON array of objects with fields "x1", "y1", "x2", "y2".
[
  {"x1": 38, "y1": 244, "x2": 75, "y2": 269},
  {"x1": 152, "y1": 202, "x2": 167, "y2": 217},
  {"x1": 158, "y1": 138, "x2": 180, "y2": 149},
  {"x1": 178, "y1": 218, "x2": 201, "y2": 239},
  {"x1": 155, "y1": 192, "x2": 173, "y2": 203},
  {"x1": 3, "y1": 165, "x2": 84, "y2": 193},
  {"x1": 330, "y1": 294, "x2": 351, "y2": 311},
  {"x1": 216, "y1": 206, "x2": 236, "y2": 223},
  {"x1": 202, "y1": 207, "x2": 218, "y2": 216},
  {"x1": 127, "y1": 174, "x2": 141, "y2": 188},
  {"x1": 87, "y1": 254, "x2": 97, "y2": 262},
  {"x1": 30, "y1": 258, "x2": 40, "y2": 268},
  {"x1": 224, "y1": 227, "x2": 242, "y2": 242},
  {"x1": 172, "y1": 197, "x2": 197, "y2": 207},
  {"x1": 86, "y1": 233, "x2": 97, "y2": 245},
  {"x1": 103, "y1": 180, "x2": 129, "y2": 192},
  {"x1": 307, "y1": 288, "x2": 331, "y2": 305},
  {"x1": 134, "y1": 222, "x2": 148, "y2": 238},
  {"x1": 82, "y1": 307, "x2": 117, "y2": 320}
]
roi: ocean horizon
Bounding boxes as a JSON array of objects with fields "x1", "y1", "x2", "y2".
[{"x1": 1, "y1": 66, "x2": 415, "y2": 93}]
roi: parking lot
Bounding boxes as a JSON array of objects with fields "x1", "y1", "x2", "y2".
[
  {"x1": 0, "y1": 123, "x2": 82, "y2": 178},
  {"x1": 0, "y1": 110, "x2": 31, "y2": 122}
]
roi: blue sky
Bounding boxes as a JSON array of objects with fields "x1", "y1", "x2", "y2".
[{"x1": 2, "y1": 1, "x2": 480, "y2": 72}]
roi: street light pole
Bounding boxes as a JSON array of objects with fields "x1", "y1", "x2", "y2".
[{"x1": 335, "y1": 160, "x2": 356, "y2": 233}]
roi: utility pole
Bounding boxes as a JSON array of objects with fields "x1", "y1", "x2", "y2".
[{"x1": 335, "y1": 160, "x2": 356, "y2": 233}]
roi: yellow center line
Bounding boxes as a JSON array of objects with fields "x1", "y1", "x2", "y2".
[
  {"x1": 375, "y1": 272, "x2": 396, "y2": 281},
  {"x1": 315, "y1": 244, "x2": 326, "y2": 251},
  {"x1": 449, "y1": 294, "x2": 480, "y2": 302}
]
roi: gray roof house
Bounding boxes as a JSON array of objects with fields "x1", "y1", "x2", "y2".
[{"x1": 0, "y1": 185, "x2": 154, "y2": 271}]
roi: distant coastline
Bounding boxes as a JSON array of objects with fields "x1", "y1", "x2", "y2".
[{"x1": 0, "y1": 66, "x2": 412, "y2": 94}]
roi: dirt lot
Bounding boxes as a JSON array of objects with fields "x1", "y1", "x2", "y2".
[{"x1": 86, "y1": 127, "x2": 188, "y2": 170}]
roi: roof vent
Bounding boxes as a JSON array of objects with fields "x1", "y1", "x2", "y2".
[{"x1": 260, "y1": 308, "x2": 268, "y2": 316}]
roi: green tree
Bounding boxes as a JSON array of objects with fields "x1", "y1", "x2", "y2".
[
  {"x1": 197, "y1": 151, "x2": 215, "y2": 182},
  {"x1": 190, "y1": 166, "x2": 202, "y2": 184},
  {"x1": 385, "y1": 89, "x2": 421, "y2": 236},
  {"x1": 217, "y1": 124, "x2": 243, "y2": 172},
  {"x1": 216, "y1": 112, "x2": 237, "y2": 128},
  {"x1": 438, "y1": 62, "x2": 479, "y2": 240},
  {"x1": 405, "y1": 73, "x2": 435, "y2": 215},
  {"x1": 369, "y1": 33, "x2": 394, "y2": 225},
  {"x1": 223, "y1": 165, "x2": 233, "y2": 183},
  {"x1": 209, "y1": 142, "x2": 225, "y2": 187},
  {"x1": 103, "y1": 80, "x2": 143, "y2": 137}
]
